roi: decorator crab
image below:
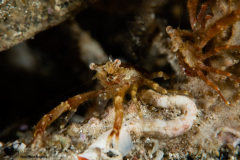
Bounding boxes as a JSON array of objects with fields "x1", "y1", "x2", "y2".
[
  {"x1": 166, "y1": 0, "x2": 240, "y2": 105},
  {"x1": 31, "y1": 58, "x2": 186, "y2": 149}
]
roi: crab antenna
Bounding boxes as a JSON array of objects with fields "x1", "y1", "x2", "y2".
[{"x1": 109, "y1": 55, "x2": 113, "y2": 62}]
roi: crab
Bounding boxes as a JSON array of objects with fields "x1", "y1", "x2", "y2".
[
  {"x1": 31, "y1": 58, "x2": 187, "y2": 149},
  {"x1": 166, "y1": 0, "x2": 240, "y2": 105}
]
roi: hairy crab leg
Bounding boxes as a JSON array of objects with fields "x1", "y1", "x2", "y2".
[
  {"x1": 196, "y1": 70, "x2": 230, "y2": 105},
  {"x1": 144, "y1": 77, "x2": 188, "y2": 95},
  {"x1": 166, "y1": 26, "x2": 201, "y2": 61},
  {"x1": 187, "y1": 0, "x2": 199, "y2": 30},
  {"x1": 199, "y1": 5, "x2": 240, "y2": 48},
  {"x1": 199, "y1": 45, "x2": 240, "y2": 60},
  {"x1": 167, "y1": 90, "x2": 189, "y2": 95},
  {"x1": 179, "y1": 29, "x2": 192, "y2": 37},
  {"x1": 166, "y1": 26, "x2": 183, "y2": 52},
  {"x1": 130, "y1": 83, "x2": 144, "y2": 118},
  {"x1": 143, "y1": 78, "x2": 167, "y2": 94},
  {"x1": 31, "y1": 90, "x2": 101, "y2": 149},
  {"x1": 106, "y1": 85, "x2": 129, "y2": 148},
  {"x1": 60, "y1": 109, "x2": 77, "y2": 129},
  {"x1": 195, "y1": 1, "x2": 209, "y2": 30},
  {"x1": 198, "y1": 63, "x2": 240, "y2": 83}
]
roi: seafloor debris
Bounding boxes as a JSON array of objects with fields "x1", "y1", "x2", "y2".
[
  {"x1": 0, "y1": 140, "x2": 26, "y2": 159},
  {"x1": 216, "y1": 126, "x2": 240, "y2": 149}
]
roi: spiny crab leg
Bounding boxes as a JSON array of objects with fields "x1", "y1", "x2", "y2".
[
  {"x1": 199, "y1": 5, "x2": 240, "y2": 48},
  {"x1": 144, "y1": 76, "x2": 189, "y2": 95},
  {"x1": 199, "y1": 45, "x2": 240, "y2": 60},
  {"x1": 196, "y1": 70, "x2": 230, "y2": 105},
  {"x1": 143, "y1": 78, "x2": 168, "y2": 94},
  {"x1": 131, "y1": 83, "x2": 143, "y2": 117},
  {"x1": 31, "y1": 90, "x2": 101, "y2": 149},
  {"x1": 195, "y1": 1, "x2": 209, "y2": 29},
  {"x1": 106, "y1": 85, "x2": 129, "y2": 148},
  {"x1": 198, "y1": 63, "x2": 240, "y2": 83},
  {"x1": 187, "y1": 0, "x2": 199, "y2": 30},
  {"x1": 188, "y1": 0, "x2": 209, "y2": 31}
]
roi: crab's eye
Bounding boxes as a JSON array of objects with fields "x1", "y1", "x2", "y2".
[
  {"x1": 113, "y1": 59, "x2": 121, "y2": 67},
  {"x1": 89, "y1": 63, "x2": 96, "y2": 70},
  {"x1": 106, "y1": 76, "x2": 114, "y2": 82},
  {"x1": 106, "y1": 77, "x2": 111, "y2": 82},
  {"x1": 107, "y1": 73, "x2": 113, "y2": 77}
]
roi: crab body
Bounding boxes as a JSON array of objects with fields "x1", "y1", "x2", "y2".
[{"x1": 90, "y1": 59, "x2": 143, "y2": 88}]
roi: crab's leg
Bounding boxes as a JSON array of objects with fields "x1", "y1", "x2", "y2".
[
  {"x1": 179, "y1": 29, "x2": 192, "y2": 37},
  {"x1": 31, "y1": 90, "x2": 101, "y2": 149},
  {"x1": 189, "y1": 0, "x2": 210, "y2": 31},
  {"x1": 187, "y1": 0, "x2": 199, "y2": 30},
  {"x1": 199, "y1": 45, "x2": 240, "y2": 60},
  {"x1": 198, "y1": 63, "x2": 240, "y2": 83},
  {"x1": 131, "y1": 83, "x2": 143, "y2": 117},
  {"x1": 143, "y1": 79, "x2": 167, "y2": 94},
  {"x1": 195, "y1": 1, "x2": 209, "y2": 29},
  {"x1": 167, "y1": 90, "x2": 189, "y2": 95},
  {"x1": 166, "y1": 26, "x2": 201, "y2": 60},
  {"x1": 144, "y1": 78, "x2": 189, "y2": 95},
  {"x1": 107, "y1": 85, "x2": 129, "y2": 148},
  {"x1": 199, "y1": 6, "x2": 240, "y2": 48},
  {"x1": 196, "y1": 70, "x2": 230, "y2": 105},
  {"x1": 150, "y1": 71, "x2": 169, "y2": 80},
  {"x1": 60, "y1": 109, "x2": 76, "y2": 129}
]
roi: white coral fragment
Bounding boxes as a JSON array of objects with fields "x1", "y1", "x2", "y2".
[
  {"x1": 128, "y1": 89, "x2": 198, "y2": 138},
  {"x1": 78, "y1": 128, "x2": 132, "y2": 160}
]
